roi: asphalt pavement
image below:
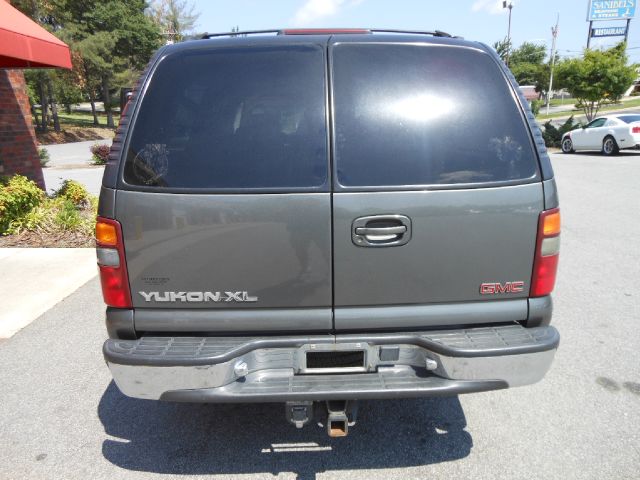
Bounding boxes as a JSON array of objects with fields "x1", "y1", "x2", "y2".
[
  {"x1": 41, "y1": 139, "x2": 111, "y2": 196},
  {"x1": 0, "y1": 152, "x2": 638, "y2": 479}
]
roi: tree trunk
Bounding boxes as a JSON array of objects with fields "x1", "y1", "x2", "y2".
[
  {"x1": 583, "y1": 101, "x2": 599, "y2": 122},
  {"x1": 30, "y1": 101, "x2": 40, "y2": 129},
  {"x1": 38, "y1": 78, "x2": 48, "y2": 132},
  {"x1": 47, "y1": 77, "x2": 61, "y2": 132},
  {"x1": 102, "y1": 76, "x2": 114, "y2": 128},
  {"x1": 88, "y1": 90, "x2": 99, "y2": 126}
]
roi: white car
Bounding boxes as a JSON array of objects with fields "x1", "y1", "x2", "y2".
[{"x1": 561, "y1": 114, "x2": 640, "y2": 155}]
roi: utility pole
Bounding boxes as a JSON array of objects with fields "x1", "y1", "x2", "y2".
[
  {"x1": 503, "y1": 1, "x2": 514, "y2": 66},
  {"x1": 546, "y1": 14, "x2": 559, "y2": 116}
]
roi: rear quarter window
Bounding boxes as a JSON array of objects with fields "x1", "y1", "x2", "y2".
[
  {"x1": 618, "y1": 115, "x2": 640, "y2": 124},
  {"x1": 331, "y1": 44, "x2": 539, "y2": 188},
  {"x1": 123, "y1": 45, "x2": 328, "y2": 190}
]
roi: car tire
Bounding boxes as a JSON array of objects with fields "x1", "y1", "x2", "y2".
[
  {"x1": 602, "y1": 136, "x2": 619, "y2": 156},
  {"x1": 561, "y1": 137, "x2": 574, "y2": 154}
]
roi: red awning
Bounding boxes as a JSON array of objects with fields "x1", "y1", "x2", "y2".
[{"x1": 0, "y1": 0, "x2": 72, "y2": 69}]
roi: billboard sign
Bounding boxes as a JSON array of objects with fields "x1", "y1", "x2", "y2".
[
  {"x1": 591, "y1": 25, "x2": 628, "y2": 36},
  {"x1": 587, "y1": 0, "x2": 636, "y2": 21}
]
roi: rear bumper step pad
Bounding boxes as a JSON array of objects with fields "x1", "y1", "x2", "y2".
[{"x1": 104, "y1": 324, "x2": 559, "y2": 366}]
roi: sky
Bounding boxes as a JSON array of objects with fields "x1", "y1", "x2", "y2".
[{"x1": 192, "y1": 0, "x2": 640, "y2": 62}]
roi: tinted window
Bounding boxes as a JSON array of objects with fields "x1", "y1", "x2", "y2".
[
  {"x1": 332, "y1": 44, "x2": 539, "y2": 187},
  {"x1": 586, "y1": 118, "x2": 606, "y2": 128},
  {"x1": 124, "y1": 46, "x2": 328, "y2": 189},
  {"x1": 617, "y1": 115, "x2": 640, "y2": 124}
]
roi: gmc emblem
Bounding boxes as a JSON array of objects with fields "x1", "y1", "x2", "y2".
[{"x1": 480, "y1": 281, "x2": 525, "y2": 295}]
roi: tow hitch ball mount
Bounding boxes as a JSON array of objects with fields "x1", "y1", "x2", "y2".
[{"x1": 285, "y1": 400, "x2": 359, "y2": 437}]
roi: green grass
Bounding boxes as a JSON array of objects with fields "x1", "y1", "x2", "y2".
[
  {"x1": 548, "y1": 97, "x2": 576, "y2": 107},
  {"x1": 536, "y1": 97, "x2": 640, "y2": 120},
  {"x1": 33, "y1": 109, "x2": 119, "y2": 128}
]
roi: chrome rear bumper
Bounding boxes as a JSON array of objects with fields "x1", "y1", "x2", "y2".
[{"x1": 104, "y1": 324, "x2": 559, "y2": 401}]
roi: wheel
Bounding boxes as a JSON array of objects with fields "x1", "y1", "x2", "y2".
[
  {"x1": 561, "y1": 137, "x2": 574, "y2": 154},
  {"x1": 602, "y1": 136, "x2": 619, "y2": 156}
]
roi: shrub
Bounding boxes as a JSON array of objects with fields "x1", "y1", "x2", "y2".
[
  {"x1": 0, "y1": 175, "x2": 97, "y2": 238},
  {"x1": 56, "y1": 179, "x2": 90, "y2": 207},
  {"x1": 0, "y1": 175, "x2": 44, "y2": 234},
  {"x1": 90, "y1": 143, "x2": 111, "y2": 165},
  {"x1": 54, "y1": 198, "x2": 82, "y2": 230},
  {"x1": 530, "y1": 99, "x2": 543, "y2": 116},
  {"x1": 39, "y1": 147, "x2": 50, "y2": 167},
  {"x1": 542, "y1": 116, "x2": 582, "y2": 148},
  {"x1": 16, "y1": 196, "x2": 97, "y2": 236}
]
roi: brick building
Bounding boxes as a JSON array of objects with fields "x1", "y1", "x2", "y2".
[
  {"x1": 0, "y1": 0, "x2": 72, "y2": 189},
  {"x1": 0, "y1": 69, "x2": 43, "y2": 187}
]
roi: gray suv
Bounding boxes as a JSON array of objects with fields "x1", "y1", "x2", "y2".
[{"x1": 97, "y1": 29, "x2": 560, "y2": 437}]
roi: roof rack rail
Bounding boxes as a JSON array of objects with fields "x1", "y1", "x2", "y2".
[
  {"x1": 201, "y1": 29, "x2": 281, "y2": 39},
  {"x1": 201, "y1": 29, "x2": 371, "y2": 39},
  {"x1": 200, "y1": 29, "x2": 460, "y2": 40},
  {"x1": 369, "y1": 29, "x2": 459, "y2": 38}
]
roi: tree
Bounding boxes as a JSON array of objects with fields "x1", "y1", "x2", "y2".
[
  {"x1": 493, "y1": 38, "x2": 511, "y2": 64},
  {"x1": 15, "y1": 0, "x2": 161, "y2": 130},
  {"x1": 51, "y1": 65, "x2": 84, "y2": 114},
  {"x1": 509, "y1": 42, "x2": 548, "y2": 94},
  {"x1": 555, "y1": 42, "x2": 637, "y2": 121},
  {"x1": 15, "y1": 0, "x2": 65, "y2": 132},
  {"x1": 24, "y1": 70, "x2": 48, "y2": 131},
  {"x1": 493, "y1": 39, "x2": 549, "y2": 94},
  {"x1": 76, "y1": 33, "x2": 123, "y2": 128},
  {"x1": 510, "y1": 42, "x2": 546, "y2": 65},
  {"x1": 149, "y1": 0, "x2": 200, "y2": 43},
  {"x1": 54, "y1": 0, "x2": 162, "y2": 127}
]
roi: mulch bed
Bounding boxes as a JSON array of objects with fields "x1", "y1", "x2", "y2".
[
  {"x1": 0, "y1": 231, "x2": 95, "y2": 248},
  {"x1": 36, "y1": 127, "x2": 115, "y2": 145}
]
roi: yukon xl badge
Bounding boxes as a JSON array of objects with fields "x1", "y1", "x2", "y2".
[
  {"x1": 480, "y1": 281, "x2": 524, "y2": 295},
  {"x1": 139, "y1": 291, "x2": 258, "y2": 303}
]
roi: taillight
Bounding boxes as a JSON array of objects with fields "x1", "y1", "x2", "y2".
[
  {"x1": 96, "y1": 217, "x2": 132, "y2": 308},
  {"x1": 632, "y1": 126, "x2": 640, "y2": 134},
  {"x1": 530, "y1": 208, "x2": 560, "y2": 297}
]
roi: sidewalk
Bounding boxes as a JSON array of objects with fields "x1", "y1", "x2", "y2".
[{"x1": 0, "y1": 248, "x2": 97, "y2": 338}]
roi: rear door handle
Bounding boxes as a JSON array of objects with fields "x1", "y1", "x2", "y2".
[
  {"x1": 352, "y1": 215, "x2": 412, "y2": 247},
  {"x1": 354, "y1": 226, "x2": 407, "y2": 236}
]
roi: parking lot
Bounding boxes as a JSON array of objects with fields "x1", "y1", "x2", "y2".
[{"x1": 0, "y1": 151, "x2": 638, "y2": 480}]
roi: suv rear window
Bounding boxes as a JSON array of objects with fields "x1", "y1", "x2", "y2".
[
  {"x1": 331, "y1": 44, "x2": 539, "y2": 187},
  {"x1": 123, "y1": 45, "x2": 328, "y2": 190}
]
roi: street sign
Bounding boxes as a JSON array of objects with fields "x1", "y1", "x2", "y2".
[
  {"x1": 591, "y1": 25, "x2": 629, "y2": 36},
  {"x1": 587, "y1": 0, "x2": 636, "y2": 21}
]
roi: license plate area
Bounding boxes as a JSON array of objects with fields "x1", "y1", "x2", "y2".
[
  {"x1": 299, "y1": 344, "x2": 368, "y2": 374},
  {"x1": 307, "y1": 350, "x2": 364, "y2": 369}
]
